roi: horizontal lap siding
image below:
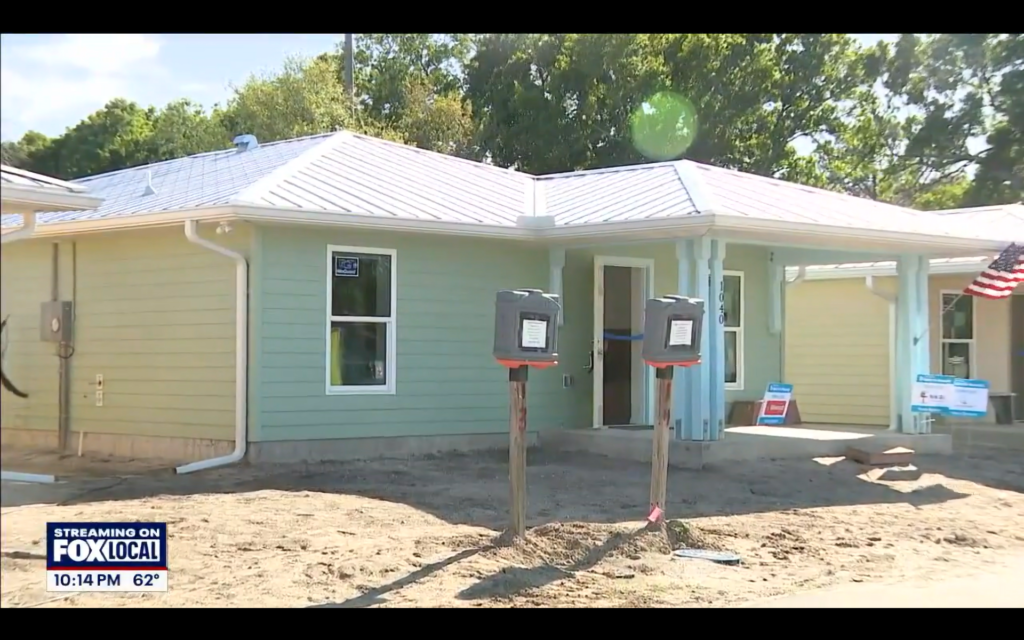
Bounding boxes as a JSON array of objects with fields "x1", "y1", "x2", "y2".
[
  {"x1": 0, "y1": 242, "x2": 61, "y2": 432},
  {"x1": 785, "y1": 279, "x2": 891, "y2": 425},
  {"x1": 257, "y1": 226, "x2": 569, "y2": 441},
  {"x1": 1, "y1": 226, "x2": 250, "y2": 441}
]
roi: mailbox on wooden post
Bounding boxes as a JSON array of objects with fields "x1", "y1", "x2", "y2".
[
  {"x1": 493, "y1": 289, "x2": 561, "y2": 538},
  {"x1": 641, "y1": 294, "x2": 705, "y2": 528}
]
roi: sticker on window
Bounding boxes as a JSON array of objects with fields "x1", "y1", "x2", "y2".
[
  {"x1": 520, "y1": 319, "x2": 548, "y2": 349},
  {"x1": 668, "y1": 320, "x2": 693, "y2": 346},
  {"x1": 334, "y1": 256, "x2": 359, "y2": 277}
]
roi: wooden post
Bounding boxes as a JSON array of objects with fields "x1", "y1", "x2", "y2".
[
  {"x1": 509, "y1": 366, "x2": 529, "y2": 538},
  {"x1": 648, "y1": 366, "x2": 674, "y2": 528}
]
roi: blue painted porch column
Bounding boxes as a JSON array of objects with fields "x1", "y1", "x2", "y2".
[
  {"x1": 895, "y1": 254, "x2": 931, "y2": 434},
  {"x1": 707, "y1": 240, "x2": 727, "y2": 440},
  {"x1": 689, "y1": 238, "x2": 712, "y2": 440},
  {"x1": 673, "y1": 239, "x2": 695, "y2": 440},
  {"x1": 912, "y1": 255, "x2": 932, "y2": 433}
]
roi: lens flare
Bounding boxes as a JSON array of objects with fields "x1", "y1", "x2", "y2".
[{"x1": 630, "y1": 91, "x2": 698, "y2": 162}]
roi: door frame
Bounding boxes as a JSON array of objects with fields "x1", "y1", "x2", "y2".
[
  {"x1": 592, "y1": 255, "x2": 656, "y2": 429},
  {"x1": 1012, "y1": 292, "x2": 1024, "y2": 421}
]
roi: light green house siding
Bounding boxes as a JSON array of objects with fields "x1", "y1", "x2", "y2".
[
  {"x1": 2, "y1": 222, "x2": 782, "y2": 447},
  {"x1": 253, "y1": 225, "x2": 572, "y2": 442},
  {"x1": 0, "y1": 226, "x2": 250, "y2": 442},
  {"x1": 255, "y1": 232, "x2": 781, "y2": 443}
]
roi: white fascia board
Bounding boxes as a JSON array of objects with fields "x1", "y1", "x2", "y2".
[
  {"x1": 787, "y1": 257, "x2": 994, "y2": 281},
  {"x1": 1, "y1": 184, "x2": 104, "y2": 212},
  {"x1": 1, "y1": 206, "x2": 236, "y2": 238},
  {"x1": 0, "y1": 201, "x2": 1010, "y2": 255},
  {"x1": 710, "y1": 213, "x2": 1010, "y2": 256}
]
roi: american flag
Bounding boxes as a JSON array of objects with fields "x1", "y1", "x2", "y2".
[{"x1": 963, "y1": 243, "x2": 1024, "y2": 299}]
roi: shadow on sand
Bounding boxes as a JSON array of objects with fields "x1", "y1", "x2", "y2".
[{"x1": 1, "y1": 447, "x2": 982, "y2": 525}]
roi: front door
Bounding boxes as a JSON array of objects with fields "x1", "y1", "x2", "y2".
[
  {"x1": 1012, "y1": 294, "x2": 1024, "y2": 421},
  {"x1": 592, "y1": 257, "x2": 653, "y2": 428}
]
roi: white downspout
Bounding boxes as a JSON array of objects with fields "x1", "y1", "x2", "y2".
[
  {"x1": 865, "y1": 275, "x2": 898, "y2": 431},
  {"x1": 0, "y1": 213, "x2": 57, "y2": 483},
  {"x1": 175, "y1": 220, "x2": 248, "y2": 474},
  {"x1": 1, "y1": 212, "x2": 37, "y2": 244}
]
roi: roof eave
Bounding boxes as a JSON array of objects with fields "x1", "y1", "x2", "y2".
[
  {"x1": 787, "y1": 258, "x2": 993, "y2": 281},
  {"x1": 710, "y1": 213, "x2": 1009, "y2": 256},
  {"x1": 0, "y1": 205, "x2": 236, "y2": 238},
  {"x1": 1, "y1": 184, "x2": 104, "y2": 213},
  {"x1": 0, "y1": 202, "x2": 1011, "y2": 254}
]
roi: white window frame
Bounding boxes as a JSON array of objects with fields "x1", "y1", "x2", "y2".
[
  {"x1": 723, "y1": 270, "x2": 744, "y2": 391},
  {"x1": 938, "y1": 289, "x2": 975, "y2": 379},
  {"x1": 325, "y1": 244, "x2": 398, "y2": 396}
]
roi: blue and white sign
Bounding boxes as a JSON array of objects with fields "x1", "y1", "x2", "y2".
[
  {"x1": 756, "y1": 383, "x2": 793, "y2": 426},
  {"x1": 334, "y1": 256, "x2": 359, "y2": 278},
  {"x1": 948, "y1": 379, "x2": 990, "y2": 418},
  {"x1": 910, "y1": 374, "x2": 954, "y2": 414},
  {"x1": 47, "y1": 522, "x2": 168, "y2": 592}
]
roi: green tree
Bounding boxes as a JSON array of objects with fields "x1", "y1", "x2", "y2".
[
  {"x1": 465, "y1": 34, "x2": 869, "y2": 179},
  {"x1": 148, "y1": 98, "x2": 229, "y2": 161},
  {"x1": 26, "y1": 99, "x2": 159, "y2": 179}
]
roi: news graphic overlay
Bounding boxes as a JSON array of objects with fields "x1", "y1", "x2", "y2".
[{"x1": 47, "y1": 522, "x2": 168, "y2": 592}]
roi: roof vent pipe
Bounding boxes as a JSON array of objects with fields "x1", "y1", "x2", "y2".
[
  {"x1": 142, "y1": 170, "x2": 157, "y2": 196},
  {"x1": 233, "y1": 135, "x2": 259, "y2": 152}
]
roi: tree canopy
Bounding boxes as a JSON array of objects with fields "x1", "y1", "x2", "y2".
[{"x1": 2, "y1": 33, "x2": 1020, "y2": 210}]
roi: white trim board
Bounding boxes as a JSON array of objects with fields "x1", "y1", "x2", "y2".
[
  {"x1": 786, "y1": 256, "x2": 994, "y2": 281},
  {"x1": 592, "y1": 256, "x2": 656, "y2": 428}
]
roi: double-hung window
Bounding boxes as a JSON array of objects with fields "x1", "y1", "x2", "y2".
[
  {"x1": 326, "y1": 245, "x2": 397, "y2": 395},
  {"x1": 940, "y1": 291, "x2": 974, "y2": 379}
]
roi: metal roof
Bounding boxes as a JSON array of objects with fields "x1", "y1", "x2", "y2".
[
  {"x1": 1, "y1": 164, "x2": 89, "y2": 193},
  {"x1": 0, "y1": 132, "x2": 1009, "y2": 248},
  {"x1": 539, "y1": 163, "x2": 699, "y2": 225}
]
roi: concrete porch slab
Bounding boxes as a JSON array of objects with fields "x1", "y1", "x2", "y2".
[{"x1": 539, "y1": 424, "x2": 952, "y2": 469}]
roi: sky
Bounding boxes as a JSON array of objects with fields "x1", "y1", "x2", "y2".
[{"x1": 0, "y1": 33, "x2": 898, "y2": 143}]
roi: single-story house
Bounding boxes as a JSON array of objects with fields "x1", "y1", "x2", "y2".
[
  {"x1": 1, "y1": 132, "x2": 1018, "y2": 472},
  {"x1": 785, "y1": 205, "x2": 1024, "y2": 427}
]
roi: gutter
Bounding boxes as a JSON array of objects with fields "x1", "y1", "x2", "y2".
[
  {"x1": 865, "y1": 276, "x2": 899, "y2": 432},
  {"x1": 0, "y1": 213, "x2": 57, "y2": 484},
  {"x1": 174, "y1": 220, "x2": 249, "y2": 474},
  {"x1": 0, "y1": 212, "x2": 37, "y2": 244},
  {"x1": 786, "y1": 265, "x2": 807, "y2": 286}
]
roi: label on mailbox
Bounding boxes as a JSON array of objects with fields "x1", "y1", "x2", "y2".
[
  {"x1": 667, "y1": 320, "x2": 693, "y2": 347},
  {"x1": 520, "y1": 319, "x2": 548, "y2": 349}
]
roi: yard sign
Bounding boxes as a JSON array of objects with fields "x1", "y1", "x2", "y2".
[
  {"x1": 756, "y1": 383, "x2": 793, "y2": 426},
  {"x1": 910, "y1": 374, "x2": 989, "y2": 418}
]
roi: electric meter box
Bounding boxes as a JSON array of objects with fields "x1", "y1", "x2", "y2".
[
  {"x1": 493, "y1": 289, "x2": 560, "y2": 366},
  {"x1": 40, "y1": 300, "x2": 74, "y2": 343},
  {"x1": 641, "y1": 295, "x2": 705, "y2": 367}
]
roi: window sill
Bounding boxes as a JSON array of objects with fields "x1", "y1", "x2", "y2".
[
  {"x1": 725, "y1": 383, "x2": 744, "y2": 392},
  {"x1": 326, "y1": 386, "x2": 396, "y2": 396}
]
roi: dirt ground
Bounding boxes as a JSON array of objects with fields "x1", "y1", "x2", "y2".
[{"x1": 1, "y1": 446, "x2": 1023, "y2": 608}]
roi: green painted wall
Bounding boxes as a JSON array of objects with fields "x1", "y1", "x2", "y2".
[
  {"x1": 254, "y1": 225, "x2": 573, "y2": 442},
  {"x1": 0, "y1": 225, "x2": 251, "y2": 442},
  {"x1": 560, "y1": 242, "x2": 782, "y2": 425}
]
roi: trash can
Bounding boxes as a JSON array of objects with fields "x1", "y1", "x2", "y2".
[{"x1": 990, "y1": 393, "x2": 1016, "y2": 425}]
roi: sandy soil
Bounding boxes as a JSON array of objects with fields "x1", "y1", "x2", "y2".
[{"x1": 1, "y1": 447, "x2": 1023, "y2": 608}]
